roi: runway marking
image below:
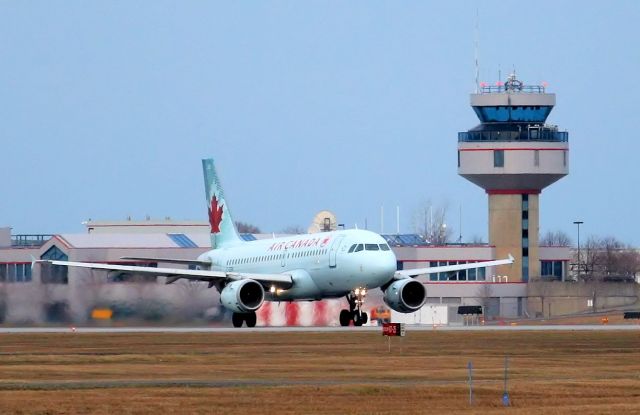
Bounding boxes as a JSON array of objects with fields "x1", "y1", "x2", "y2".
[{"x1": 0, "y1": 325, "x2": 639, "y2": 334}]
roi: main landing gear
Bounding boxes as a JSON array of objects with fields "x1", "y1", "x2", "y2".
[
  {"x1": 339, "y1": 288, "x2": 369, "y2": 327},
  {"x1": 232, "y1": 312, "x2": 257, "y2": 328}
]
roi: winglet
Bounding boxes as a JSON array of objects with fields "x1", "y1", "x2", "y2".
[{"x1": 30, "y1": 255, "x2": 37, "y2": 271}]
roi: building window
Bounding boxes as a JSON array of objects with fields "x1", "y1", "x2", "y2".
[
  {"x1": 457, "y1": 151, "x2": 461, "y2": 167},
  {"x1": 522, "y1": 257, "x2": 529, "y2": 281},
  {"x1": 478, "y1": 267, "x2": 486, "y2": 281},
  {"x1": 521, "y1": 194, "x2": 530, "y2": 282},
  {"x1": 534, "y1": 150, "x2": 540, "y2": 167},
  {"x1": 468, "y1": 268, "x2": 477, "y2": 281},
  {"x1": 494, "y1": 150, "x2": 504, "y2": 167},
  {"x1": 563, "y1": 150, "x2": 567, "y2": 167},
  {"x1": 427, "y1": 261, "x2": 486, "y2": 282},
  {"x1": 41, "y1": 245, "x2": 69, "y2": 284},
  {"x1": 541, "y1": 260, "x2": 564, "y2": 279},
  {"x1": 0, "y1": 263, "x2": 32, "y2": 283}
]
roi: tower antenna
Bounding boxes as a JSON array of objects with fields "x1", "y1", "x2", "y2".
[{"x1": 474, "y1": 8, "x2": 480, "y2": 93}]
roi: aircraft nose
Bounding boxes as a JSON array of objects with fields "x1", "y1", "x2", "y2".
[{"x1": 377, "y1": 252, "x2": 397, "y2": 277}]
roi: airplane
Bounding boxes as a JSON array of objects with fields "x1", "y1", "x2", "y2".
[{"x1": 38, "y1": 158, "x2": 513, "y2": 328}]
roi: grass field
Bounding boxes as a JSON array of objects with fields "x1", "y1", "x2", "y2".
[{"x1": 1, "y1": 330, "x2": 639, "y2": 414}]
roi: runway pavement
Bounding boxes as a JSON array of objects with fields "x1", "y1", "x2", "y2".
[{"x1": 1, "y1": 324, "x2": 639, "y2": 334}]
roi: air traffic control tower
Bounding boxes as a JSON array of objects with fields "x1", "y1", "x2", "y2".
[{"x1": 458, "y1": 74, "x2": 569, "y2": 281}]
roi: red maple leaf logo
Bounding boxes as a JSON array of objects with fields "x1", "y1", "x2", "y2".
[{"x1": 208, "y1": 194, "x2": 224, "y2": 234}]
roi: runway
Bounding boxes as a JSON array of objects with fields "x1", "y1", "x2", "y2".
[{"x1": 1, "y1": 324, "x2": 639, "y2": 334}]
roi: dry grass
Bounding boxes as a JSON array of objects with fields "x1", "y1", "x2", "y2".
[{"x1": 0, "y1": 330, "x2": 639, "y2": 414}]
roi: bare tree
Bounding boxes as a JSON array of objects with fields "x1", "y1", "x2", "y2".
[
  {"x1": 235, "y1": 221, "x2": 261, "y2": 234},
  {"x1": 281, "y1": 225, "x2": 305, "y2": 235},
  {"x1": 475, "y1": 284, "x2": 494, "y2": 315},
  {"x1": 527, "y1": 281, "x2": 555, "y2": 318},
  {"x1": 578, "y1": 235, "x2": 640, "y2": 282},
  {"x1": 540, "y1": 230, "x2": 572, "y2": 247},
  {"x1": 412, "y1": 201, "x2": 453, "y2": 244}
]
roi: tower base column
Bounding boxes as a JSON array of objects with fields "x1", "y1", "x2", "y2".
[{"x1": 488, "y1": 192, "x2": 539, "y2": 282}]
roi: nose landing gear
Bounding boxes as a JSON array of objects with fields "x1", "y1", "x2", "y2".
[{"x1": 339, "y1": 287, "x2": 369, "y2": 326}]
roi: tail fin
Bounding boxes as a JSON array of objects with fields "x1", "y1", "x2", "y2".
[{"x1": 202, "y1": 158, "x2": 242, "y2": 249}]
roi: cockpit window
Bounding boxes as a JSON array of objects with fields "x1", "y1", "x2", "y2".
[
  {"x1": 354, "y1": 244, "x2": 364, "y2": 252},
  {"x1": 348, "y1": 244, "x2": 356, "y2": 253},
  {"x1": 365, "y1": 244, "x2": 379, "y2": 251},
  {"x1": 379, "y1": 244, "x2": 390, "y2": 251}
]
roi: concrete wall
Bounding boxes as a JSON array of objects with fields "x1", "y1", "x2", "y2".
[
  {"x1": 527, "y1": 281, "x2": 640, "y2": 318},
  {"x1": 390, "y1": 305, "x2": 448, "y2": 326},
  {"x1": 0, "y1": 228, "x2": 11, "y2": 248}
]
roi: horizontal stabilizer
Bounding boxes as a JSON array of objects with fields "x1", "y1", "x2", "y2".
[
  {"x1": 120, "y1": 256, "x2": 211, "y2": 267},
  {"x1": 165, "y1": 276, "x2": 181, "y2": 285}
]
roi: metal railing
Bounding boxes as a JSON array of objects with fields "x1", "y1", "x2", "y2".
[
  {"x1": 11, "y1": 234, "x2": 53, "y2": 247},
  {"x1": 458, "y1": 129, "x2": 568, "y2": 142},
  {"x1": 479, "y1": 84, "x2": 546, "y2": 94}
]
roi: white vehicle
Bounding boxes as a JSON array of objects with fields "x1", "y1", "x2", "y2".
[{"x1": 39, "y1": 159, "x2": 513, "y2": 327}]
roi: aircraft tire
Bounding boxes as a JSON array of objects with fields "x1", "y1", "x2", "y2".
[
  {"x1": 245, "y1": 312, "x2": 257, "y2": 328},
  {"x1": 361, "y1": 312, "x2": 368, "y2": 325},
  {"x1": 353, "y1": 312, "x2": 363, "y2": 327},
  {"x1": 339, "y1": 309, "x2": 351, "y2": 326},
  {"x1": 232, "y1": 313, "x2": 244, "y2": 328}
]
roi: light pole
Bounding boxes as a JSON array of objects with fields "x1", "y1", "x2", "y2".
[{"x1": 573, "y1": 221, "x2": 583, "y2": 277}]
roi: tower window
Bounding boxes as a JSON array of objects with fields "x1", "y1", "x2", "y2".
[
  {"x1": 534, "y1": 150, "x2": 540, "y2": 167},
  {"x1": 493, "y1": 150, "x2": 504, "y2": 167}
]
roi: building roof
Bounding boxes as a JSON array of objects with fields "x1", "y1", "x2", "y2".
[{"x1": 56, "y1": 233, "x2": 212, "y2": 249}]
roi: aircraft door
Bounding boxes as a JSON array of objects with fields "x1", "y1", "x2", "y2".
[
  {"x1": 281, "y1": 249, "x2": 287, "y2": 267},
  {"x1": 329, "y1": 235, "x2": 345, "y2": 268}
]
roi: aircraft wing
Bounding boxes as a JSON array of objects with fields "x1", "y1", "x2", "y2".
[
  {"x1": 37, "y1": 260, "x2": 293, "y2": 289},
  {"x1": 394, "y1": 255, "x2": 514, "y2": 279}
]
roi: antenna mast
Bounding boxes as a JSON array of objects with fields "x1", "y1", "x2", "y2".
[{"x1": 474, "y1": 9, "x2": 480, "y2": 93}]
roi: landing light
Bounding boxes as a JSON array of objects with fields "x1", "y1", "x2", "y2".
[{"x1": 270, "y1": 285, "x2": 276, "y2": 293}]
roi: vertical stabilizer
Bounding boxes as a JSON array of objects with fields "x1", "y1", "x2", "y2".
[{"x1": 202, "y1": 159, "x2": 243, "y2": 248}]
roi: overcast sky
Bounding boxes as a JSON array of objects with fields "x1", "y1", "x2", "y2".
[{"x1": 1, "y1": 1, "x2": 639, "y2": 245}]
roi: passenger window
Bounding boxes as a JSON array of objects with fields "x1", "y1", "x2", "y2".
[
  {"x1": 354, "y1": 244, "x2": 364, "y2": 252},
  {"x1": 365, "y1": 244, "x2": 379, "y2": 251},
  {"x1": 379, "y1": 244, "x2": 390, "y2": 251},
  {"x1": 348, "y1": 244, "x2": 356, "y2": 253}
]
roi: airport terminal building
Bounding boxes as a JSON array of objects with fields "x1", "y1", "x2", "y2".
[{"x1": 0, "y1": 220, "x2": 572, "y2": 325}]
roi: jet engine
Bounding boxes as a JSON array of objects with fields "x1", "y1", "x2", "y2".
[
  {"x1": 220, "y1": 279, "x2": 265, "y2": 313},
  {"x1": 383, "y1": 279, "x2": 427, "y2": 313}
]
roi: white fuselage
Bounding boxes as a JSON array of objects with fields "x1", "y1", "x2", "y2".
[{"x1": 197, "y1": 229, "x2": 397, "y2": 301}]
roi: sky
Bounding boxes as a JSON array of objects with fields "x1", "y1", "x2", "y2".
[{"x1": 1, "y1": 1, "x2": 639, "y2": 245}]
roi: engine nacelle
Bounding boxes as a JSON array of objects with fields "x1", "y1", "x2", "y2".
[
  {"x1": 383, "y1": 279, "x2": 427, "y2": 313},
  {"x1": 220, "y1": 279, "x2": 265, "y2": 313}
]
